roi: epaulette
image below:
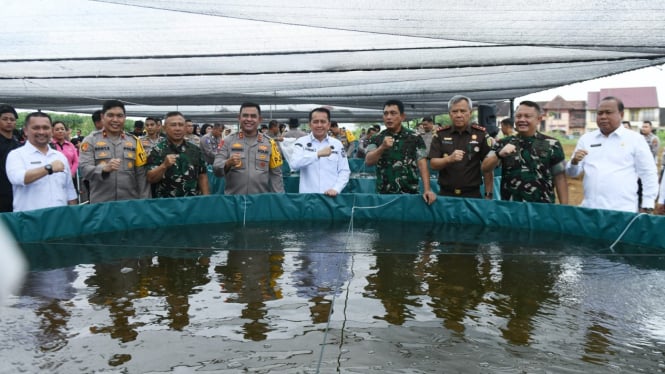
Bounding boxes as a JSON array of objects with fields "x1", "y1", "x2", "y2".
[{"x1": 471, "y1": 124, "x2": 486, "y2": 132}]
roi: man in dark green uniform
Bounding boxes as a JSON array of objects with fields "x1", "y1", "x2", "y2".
[
  {"x1": 365, "y1": 99, "x2": 436, "y2": 205},
  {"x1": 147, "y1": 111, "x2": 209, "y2": 198},
  {"x1": 482, "y1": 101, "x2": 568, "y2": 204},
  {"x1": 429, "y1": 95, "x2": 494, "y2": 199}
]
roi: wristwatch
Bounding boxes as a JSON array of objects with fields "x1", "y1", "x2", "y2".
[{"x1": 44, "y1": 164, "x2": 53, "y2": 175}]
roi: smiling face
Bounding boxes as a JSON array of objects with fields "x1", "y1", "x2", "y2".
[
  {"x1": 514, "y1": 104, "x2": 541, "y2": 137},
  {"x1": 25, "y1": 115, "x2": 53, "y2": 150},
  {"x1": 102, "y1": 106, "x2": 126, "y2": 136},
  {"x1": 309, "y1": 110, "x2": 330, "y2": 141},
  {"x1": 238, "y1": 106, "x2": 261, "y2": 136}
]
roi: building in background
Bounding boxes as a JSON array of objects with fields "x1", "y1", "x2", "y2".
[
  {"x1": 541, "y1": 96, "x2": 586, "y2": 135},
  {"x1": 587, "y1": 87, "x2": 659, "y2": 132}
]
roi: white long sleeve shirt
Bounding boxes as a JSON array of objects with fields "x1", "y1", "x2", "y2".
[
  {"x1": 6, "y1": 141, "x2": 77, "y2": 212},
  {"x1": 565, "y1": 126, "x2": 658, "y2": 212},
  {"x1": 289, "y1": 134, "x2": 350, "y2": 194}
]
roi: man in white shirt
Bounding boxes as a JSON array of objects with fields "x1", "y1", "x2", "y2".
[
  {"x1": 566, "y1": 96, "x2": 658, "y2": 213},
  {"x1": 289, "y1": 107, "x2": 350, "y2": 196},
  {"x1": 5, "y1": 112, "x2": 77, "y2": 212}
]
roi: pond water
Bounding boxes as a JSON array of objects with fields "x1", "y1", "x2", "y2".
[{"x1": 2, "y1": 221, "x2": 665, "y2": 373}]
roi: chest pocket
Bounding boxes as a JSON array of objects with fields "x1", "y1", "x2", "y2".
[
  {"x1": 255, "y1": 146, "x2": 269, "y2": 171},
  {"x1": 94, "y1": 147, "x2": 112, "y2": 162}
]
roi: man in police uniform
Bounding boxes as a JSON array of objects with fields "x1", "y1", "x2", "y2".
[
  {"x1": 147, "y1": 111, "x2": 209, "y2": 198},
  {"x1": 79, "y1": 100, "x2": 151, "y2": 202},
  {"x1": 213, "y1": 102, "x2": 284, "y2": 194},
  {"x1": 482, "y1": 101, "x2": 568, "y2": 203},
  {"x1": 365, "y1": 99, "x2": 436, "y2": 205},
  {"x1": 429, "y1": 95, "x2": 494, "y2": 199}
]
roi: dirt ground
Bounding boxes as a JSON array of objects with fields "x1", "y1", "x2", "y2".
[{"x1": 563, "y1": 144, "x2": 584, "y2": 206}]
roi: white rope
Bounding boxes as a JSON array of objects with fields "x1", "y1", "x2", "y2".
[
  {"x1": 348, "y1": 196, "x2": 402, "y2": 235},
  {"x1": 242, "y1": 195, "x2": 248, "y2": 227},
  {"x1": 609, "y1": 212, "x2": 647, "y2": 251}
]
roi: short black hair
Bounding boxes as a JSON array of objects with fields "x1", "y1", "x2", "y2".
[
  {"x1": 600, "y1": 96, "x2": 624, "y2": 112},
  {"x1": 102, "y1": 100, "x2": 125, "y2": 114},
  {"x1": 309, "y1": 107, "x2": 331, "y2": 122},
  {"x1": 24, "y1": 111, "x2": 52, "y2": 128},
  {"x1": 92, "y1": 110, "x2": 103, "y2": 123},
  {"x1": 330, "y1": 121, "x2": 339, "y2": 128},
  {"x1": 165, "y1": 111, "x2": 184, "y2": 121},
  {"x1": 240, "y1": 102, "x2": 261, "y2": 115},
  {"x1": 383, "y1": 99, "x2": 405, "y2": 114},
  {"x1": 268, "y1": 120, "x2": 279, "y2": 129},
  {"x1": 500, "y1": 118, "x2": 513, "y2": 126},
  {"x1": 134, "y1": 120, "x2": 144, "y2": 128},
  {"x1": 0, "y1": 104, "x2": 18, "y2": 119},
  {"x1": 518, "y1": 100, "x2": 541, "y2": 114}
]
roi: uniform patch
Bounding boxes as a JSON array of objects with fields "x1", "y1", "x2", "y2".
[
  {"x1": 95, "y1": 141, "x2": 107, "y2": 147},
  {"x1": 81, "y1": 143, "x2": 89, "y2": 152},
  {"x1": 258, "y1": 145, "x2": 268, "y2": 151},
  {"x1": 127, "y1": 161, "x2": 133, "y2": 168}
]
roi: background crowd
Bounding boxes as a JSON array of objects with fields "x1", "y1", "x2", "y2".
[{"x1": 2, "y1": 95, "x2": 664, "y2": 215}]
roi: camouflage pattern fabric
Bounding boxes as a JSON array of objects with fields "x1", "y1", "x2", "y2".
[
  {"x1": 369, "y1": 128, "x2": 428, "y2": 194},
  {"x1": 493, "y1": 132, "x2": 565, "y2": 203},
  {"x1": 148, "y1": 139, "x2": 207, "y2": 198}
]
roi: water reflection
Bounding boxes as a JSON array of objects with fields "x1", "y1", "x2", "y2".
[{"x1": 6, "y1": 222, "x2": 665, "y2": 372}]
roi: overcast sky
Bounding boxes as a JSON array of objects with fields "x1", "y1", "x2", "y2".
[{"x1": 518, "y1": 64, "x2": 665, "y2": 105}]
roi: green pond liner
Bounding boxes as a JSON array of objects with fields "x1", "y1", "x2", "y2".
[{"x1": 1, "y1": 193, "x2": 663, "y2": 249}]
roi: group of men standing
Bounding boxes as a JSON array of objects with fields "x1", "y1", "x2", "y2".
[{"x1": 1, "y1": 95, "x2": 663, "y2": 215}]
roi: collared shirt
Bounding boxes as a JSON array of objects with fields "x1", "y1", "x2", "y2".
[
  {"x1": 50, "y1": 140, "x2": 79, "y2": 174},
  {"x1": 289, "y1": 134, "x2": 350, "y2": 193},
  {"x1": 366, "y1": 127, "x2": 428, "y2": 194},
  {"x1": 5, "y1": 141, "x2": 77, "y2": 211},
  {"x1": 428, "y1": 124, "x2": 492, "y2": 189},
  {"x1": 566, "y1": 126, "x2": 658, "y2": 212},
  {"x1": 199, "y1": 133, "x2": 224, "y2": 164},
  {"x1": 140, "y1": 134, "x2": 165, "y2": 155},
  {"x1": 213, "y1": 132, "x2": 284, "y2": 194},
  {"x1": 79, "y1": 130, "x2": 150, "y2": 203}
]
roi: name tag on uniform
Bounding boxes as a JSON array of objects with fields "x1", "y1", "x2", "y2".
[{"x1": 590, "y1": 143, "x2": 602, "y2": 147}]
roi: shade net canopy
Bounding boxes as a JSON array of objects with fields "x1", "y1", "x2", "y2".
[{"x1": 2, "y1": 0, "x2": 665, "y2": 122}]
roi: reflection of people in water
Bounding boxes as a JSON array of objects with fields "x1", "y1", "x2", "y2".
[
  {"x1": 215, "y1": 226, "x2": 285, "y2": 341},
  {"x1": 426, "y1": 251, "x2": 485, "y2": 333},
  {"x1": 363, "y1": 224, "x2": 429, "y2": 325},
  {"x1": 291, "y1": 228, "x2": 350, "y2": 324},
  {"x1": 21, "y1": 268, "x2": 77, "y2": 351},
  {"x1": 493, "y1": 256, "x2": 558, "y2": 345},
  {"x1": 86, "y1": 260, "x2": 147, "y2": 343}
]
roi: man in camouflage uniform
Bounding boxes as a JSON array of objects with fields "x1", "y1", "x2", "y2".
[
  {"x1": 147, "y1": 111, "x2": 209, "y2": 198},
  {"x1": 213, "y1": 102, "x2": 284, "y2": 194},
  {"x1": 429, "y1": 95, "x2": 494, "y2": 199},
  {"x1": 140, "y1": 117, "x2": 164, "y2": 155},
  {"x1": 482, "y1": 101, "x2": 568, "y2": 203},
  {"x1": 79, "y1": 100, "x2": 151, "y2": 202},
  {"x1": 365, "y1": 99, "x2": 436, "y2": 205}
]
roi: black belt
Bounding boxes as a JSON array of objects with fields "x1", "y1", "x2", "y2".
[{"x1": 439, "y1": 186, "x2": 480, "y2": 196}]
